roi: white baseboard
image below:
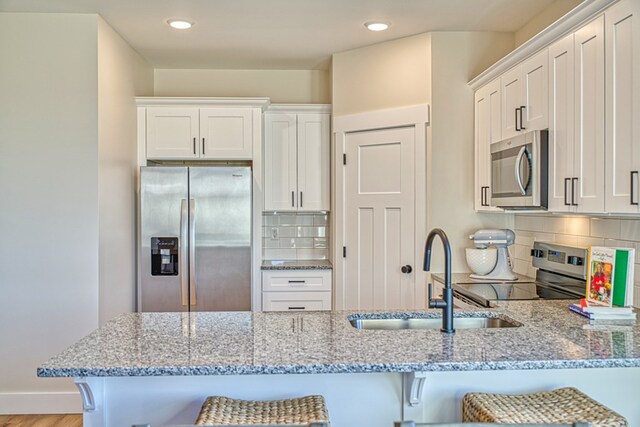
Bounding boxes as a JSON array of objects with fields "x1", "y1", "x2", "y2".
[{"x1": 0, "y1": 392, "x2": 81, "y2": 414}]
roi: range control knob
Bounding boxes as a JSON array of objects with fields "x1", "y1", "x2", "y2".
[
  {"x1": 530, "y1": 249, "x2": 545, "y2": 258},
  {"x1": 567, "y1": 256, "x2": 584, "y2": 266}
]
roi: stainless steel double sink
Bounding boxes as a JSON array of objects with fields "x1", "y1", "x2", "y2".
[{"x1": 349, "y1": 313, "x2": 521, "y2": 330}]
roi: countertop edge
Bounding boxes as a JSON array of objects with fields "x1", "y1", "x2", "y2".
[{"x1": 37, "y1": 358, "x2": 640, "y2": 378}]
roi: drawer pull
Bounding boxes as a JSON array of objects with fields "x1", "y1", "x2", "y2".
[
  {"x1": 288, "y1": 306, "x2": 305, "y2": 310},
  {"x1": 288, "y1": 280, "x2": 306, "y2": 283}
]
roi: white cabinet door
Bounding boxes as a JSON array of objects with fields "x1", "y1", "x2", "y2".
[
  {"x1": 262, "y1": 291, "x2": 331, "y2": 311},
  {"x1": 501, "y1": 52, "x2": 548, "y2": 140},
  {"x1": 146, "y1": 108, "x2": 199, "y2": 159},
  {"x1": 501, "y1": 66, "x2": 523, "y2": 140},
  {"x1": 574, "y1": 16, "x2": 605, "y2": 213},
  {"x1": 606, "y1": 0, "x2": 640, "y2": 214},
  {"x1": 199, "y1": 108, "x2": 253, "y2": 159},
  {"x1": 521, "y1": 50, "x2": 548, "y2": 131},
  {"x1": 262, "y1": 270, "x2": 332, "y2": 292},
  {"x1": 474, "y1": 79, "x2": 501, "y2": 211},
  {"x1": 264, "y1": 113, "x2": 297, "y2": 211},
  {"x1": 548, "y1": 34, "x2": 575, "y2": 212},
  {"x1": 297, "y1": 113, "x2": 330, "y2": 211}
]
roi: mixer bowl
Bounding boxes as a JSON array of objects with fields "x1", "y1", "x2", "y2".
[{"x1": 466, "y1": 248, "x2": 498, "y2": 276}]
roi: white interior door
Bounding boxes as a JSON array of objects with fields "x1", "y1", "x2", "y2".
[{"x1": 344, "y1": 127, "x2": 416, "y2": 310}]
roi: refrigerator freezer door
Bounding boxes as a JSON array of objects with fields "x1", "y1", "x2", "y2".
[
  {"x1": 140, "y1": 167, "x2": 190, "y2": 312},
  {"x1": 189, "y1": 167, "x2": 252, "y2": 311}
]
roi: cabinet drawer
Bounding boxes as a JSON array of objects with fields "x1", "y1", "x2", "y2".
[
  {"x1": 262, "y1": 270, "x2": 331, "y2": 292},
  {"x1": 262, "y1": 291, "x2": 331, "y2": 311}
]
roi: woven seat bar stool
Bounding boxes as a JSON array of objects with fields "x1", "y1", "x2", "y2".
[
  {"x1": 462, "y1": 387, "x2": 627, "y2": 427},
  {"x1": 195, "y1": 395, "x2": 330, "y2": 426}
]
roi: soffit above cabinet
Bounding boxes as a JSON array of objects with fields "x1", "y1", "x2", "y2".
[{"x1": 469, "y1": 0, "x2": 616, "y2": 90}]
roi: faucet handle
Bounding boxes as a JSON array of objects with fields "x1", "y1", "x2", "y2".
[{"x1": 427, "y1": 283, "x2": 433, "y2": 303}]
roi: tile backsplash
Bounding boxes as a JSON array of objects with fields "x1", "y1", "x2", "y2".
[
  {"x1": 513, "y1": 215, "x2": 640, "y2": 308},
  {"x1": 262, "y1": 212, "x2": 329, "y2": 260}
]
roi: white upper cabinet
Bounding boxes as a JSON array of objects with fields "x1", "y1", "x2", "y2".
[
  {"x1": 296, "y1": 113, "x2": 330, "y2": 211},
  {"x1": 264, "y1": 107, "x2": 330, "y2": 212},
  {"x1": 146, "y1": 108, "x2": 199, "y2": 159},
  {"x1": 264, "y1": 113, "x2": 298, "y2": 211},
  {"x1": 501, "y1": 50, "x2": 548, "y2": 139},
  {"x1": 605, "y1": 0, "x2": 640, "y2": 214},
  {"x1": 548, "y1": 16, "x2": 605, "y2": 214},
  {"x1": 199, "y1": 108, "x2": 253, "y2": 159},
  {"x1": 548, "y1": 33, "x2": 575, "y2": 212},
  {"x1": 474, "y1": 78, "x2": 502, "y2": 211},
  {"x1": 573, "y1": 16, "x2": 605, "y2": 213},
  {"x1": 140, "y1": 98, "x2": 268, "y2": 161}
]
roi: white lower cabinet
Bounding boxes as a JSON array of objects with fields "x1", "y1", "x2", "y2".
[
  {"x1": 262, "y1": 270, "x2": 332, "y2": 311},
  {"x1": 262, "y1": 291, "x2": 331, "y2": 311}
]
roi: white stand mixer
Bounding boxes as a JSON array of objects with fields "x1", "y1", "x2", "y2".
[{"x1": 468, "y1": 229, "x2": 517, "y2": 281}]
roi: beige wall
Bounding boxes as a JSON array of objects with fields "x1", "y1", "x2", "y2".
[
  {"x1": 515, "y1": 0, "x2": 584, "y2": 47},
  {"x1": 0, "y1": 12, "x2": 99, "y2": 409},
  {"x1": 97, "y1": 18, "x2": 153, "y2": 326},
  {"x1": 331, "y1": 33, "x2": 432, "y2": 116},
  {"x1": 154, "y1": 69, "x2": 330, "y2": 103},
  {"x1": 428, "y1": 32, "x2": 515, "y2": 271}
]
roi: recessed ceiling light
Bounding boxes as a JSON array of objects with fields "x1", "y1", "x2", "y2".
[
  {"x1": 365, "y1": 21, "x2": 390, "y2": 32},
  {"x1": 167, "y1": 20, "x2": 194, "y2": 30}
]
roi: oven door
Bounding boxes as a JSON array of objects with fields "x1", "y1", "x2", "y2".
[{"x1": 490, "y1": 130, "x2": 546, "y2": 209}]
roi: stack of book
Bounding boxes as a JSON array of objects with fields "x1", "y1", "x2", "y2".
[
  {"x1": 567, "y1": 246, "x2": 636, "y2": 321},
  {"x1": 569, "y1": 303, "x2": 636, "y2": 320}
]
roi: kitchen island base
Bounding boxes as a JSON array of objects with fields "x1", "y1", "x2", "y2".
[{"x1": 79, "y1": 368, "x2": 639, "y2": 427}]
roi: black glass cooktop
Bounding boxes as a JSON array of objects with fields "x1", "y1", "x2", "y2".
[{"x1": 453, "y1": 281, "x2": 583, "y2": 308}]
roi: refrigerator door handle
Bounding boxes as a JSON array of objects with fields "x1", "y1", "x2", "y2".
[
  {"x1": 189, "y1": 198, "x2": 197, "y2": 306},
  {"x1": 180, "y1": 199, "x2": 189, "y2": 306}
]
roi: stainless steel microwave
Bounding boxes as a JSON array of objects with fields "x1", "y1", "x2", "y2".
[{"x1": 490, "y1": 129, "x2": 548, "y2": 209}]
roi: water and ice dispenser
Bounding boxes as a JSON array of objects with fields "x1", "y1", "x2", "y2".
[{"x1": 150, "y1": 237, "x2": 179, "y2": 276}]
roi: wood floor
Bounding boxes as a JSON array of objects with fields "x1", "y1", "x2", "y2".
[{"x1": 0, "y1": 414, "x2": 82, "y2": 427}]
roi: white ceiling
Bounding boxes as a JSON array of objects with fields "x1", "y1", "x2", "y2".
[{"x1": 1, "y1": 0, "x2": 565, "y2": 70}]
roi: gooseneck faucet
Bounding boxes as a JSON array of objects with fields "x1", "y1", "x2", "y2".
[{"x1": 423, "y1": 228, "x2": 455, "y2": 334}]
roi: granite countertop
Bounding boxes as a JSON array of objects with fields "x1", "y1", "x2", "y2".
[
  {"x1": 38, "y1": 301, "x2": 640, "y2": 378},
  {"x1": 261, "y1": 260, "x2": 333, "y2": 270}
]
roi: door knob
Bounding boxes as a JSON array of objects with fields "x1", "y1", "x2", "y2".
[{"x1": 401, "y1": 265, "x2": 413, "y2": 274}]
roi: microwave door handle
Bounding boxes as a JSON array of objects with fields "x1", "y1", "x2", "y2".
[
  {"x1": 180, "y1": 199, "x2": 189, "y2": 306},
  {"x1": 515, "y1": 146, "x2": 527, "y2": 195}
]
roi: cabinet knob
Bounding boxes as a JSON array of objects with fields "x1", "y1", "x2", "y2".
[{"x1": 401, "y1": 265, "x2": 413, "y2": 274}]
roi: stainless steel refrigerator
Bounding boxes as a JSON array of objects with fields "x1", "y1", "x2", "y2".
[{"x1": 138, "y1": 166, "x2": 252, "y2": 312}]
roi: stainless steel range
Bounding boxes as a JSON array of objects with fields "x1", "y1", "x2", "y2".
[{"x1": 433, "y1": 242, "x2": 587, "y2": 308}]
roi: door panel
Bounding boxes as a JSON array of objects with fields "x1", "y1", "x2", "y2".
[
  {"x1": 264, "y1": 113, "x2": 297, "y2": 211},
  {"x1": 297, "y1": 113, "x2": 330, "y2": 211},
  {"x1": 199, "y1": 108, "x2": 253, "y2": 159},
  {"x1": 501, "y1": 67, "x2": 522, "y2": 139},
  {"x1": 574, "y1": 16, "x2": 605, "y2": 213},
  {"x1": 140, "y1": 167, "x2": 189, "y2": 312},
  {"x1": 548, "y1": 34, "x2": 575, "y2": 212},
  {"x1": 606, "y1": 0, "x2": 640, "y2": 213},
  {"x1": 146, "y1": 108, "x2": 198, "y2": 159},
  {"x1": 521, "y1": 50, "x2": 548, "y2": 131},
  {"x1": 189, "y1": 167, "x2": 252, "y2": 311},
  {"x1": 344, "y1": 127, "x2": 416, "y2": 310}
]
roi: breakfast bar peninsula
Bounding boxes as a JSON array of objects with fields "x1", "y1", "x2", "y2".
[{"x1": 38, "y1": 301, "x2": 640, "y2": 427}]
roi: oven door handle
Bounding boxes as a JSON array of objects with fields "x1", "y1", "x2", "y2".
[{"x1": 515, "y1": 146, "x2": 528, "y2": 195}]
